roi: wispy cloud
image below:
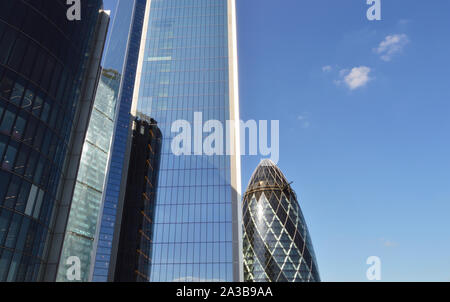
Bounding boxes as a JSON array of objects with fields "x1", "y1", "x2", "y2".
[
  {"x1": 375, "y1": 34, "x2": 409, "y2": 62},
  {"x1": 322, "y1": 65, "x2": 332, "y2": 73},
  {"x1": 337, "y1": 66, "x2": 372, "y2": 90},
  {"x1": 380, "y1": 238, "x2": 398, "y2": 248},
  {"x1": 297, "y1": 114, "x2": 311, "y2": 129}
]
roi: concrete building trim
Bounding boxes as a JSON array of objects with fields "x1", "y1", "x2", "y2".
[{"x1": 227, "y1": 0, "x2": 244, "y2": 282}]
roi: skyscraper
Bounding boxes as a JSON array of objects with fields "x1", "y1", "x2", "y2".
[
  {"x1": 0, "y1": 0, "x2": 109, "y2": 281},
  {"x1": 55, "y1": 0, "x2": 142, "y2": 282},
  {"x1": 114, "y1": 118, "x2": 162, "y2": 282},
  {"x1": 91, "y1": 0, "x2": 242, "y2": 282},
  {"x1": 242, "y1": 160, "x2": 320, "y2": 282},
  {"x1": 131, "y1": 0, "x2": 242, "y2": 282}
]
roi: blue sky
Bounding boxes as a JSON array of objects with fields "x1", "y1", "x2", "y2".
[{"x1": 103, "y1": 0, "x2": 450, "y2": 281}]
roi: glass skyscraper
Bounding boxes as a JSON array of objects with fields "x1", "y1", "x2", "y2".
[
  {"x1": 56, "y1": 69, "x2": 120, "y2": 282},
  {"x1": 56, "y1": 0, "x2": 142, "y2": 282},
  {"x1": 133, "y1": 0, "x2": 242, "y2": 282},
  {"x1": 0, "y1": 0, "x2": 108, "y2": 281},
  {"x1": 90, "y1": 0, "x2": 242, "y2": 282},
  {"x1": 242, "y1": 160, "x2": 320, "y2": 282},
  {"x1": 114, "y1": 118, "x2": 162, "y2": 282}
]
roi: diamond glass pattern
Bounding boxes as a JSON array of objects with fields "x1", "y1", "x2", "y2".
[{"x1": 242, "y1": 160, "x2": 320, "y2": 282}]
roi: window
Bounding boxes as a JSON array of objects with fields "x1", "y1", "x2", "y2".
[
  {"x1": 0, "y1": 170, "x2": 12, "y2": 202},
  {"x1": 15, "y1": 180, "x2": 31, "y2": 213},
  {"x1": 14, "y1": 144, "x2": 30, "y2": 176},
  {"x1": 21, "y1": 89, "x2": 34, "y2": 112},
  {"x1": 0, "y1": 99, "x2": 5, "y2": 120},
  {"x1": 8, "y1": 35, "x2": 27, "y2": 71},
  {"x1": 41, "y1": 56, "x2": 55, "y2": 91},
  {"x1": 9, "y1": 80, "x2": 25, "y2": 107},
  {"x1": 24, "y1": 150, "x2": 38, "y2": 181},
  {"x1": 14, "y1": 216, "x2": 30, "y2": 251},
  {"x1": 23, "y1": 115, "x2": 37, "y2": 145},
  {"x1": 40, "y1": 130, "x2": 52, "y2": 156},
  {"x1": 12, "y1": 112, "x2": 27, "y2": 140},
  {"x1": 0, "y1": 209, "x2": 13, "y2": 246},
  {"x1": 31, "y1": 50, "x2": 45, "y2": 85},
  {"x1": 20, "y1": 41, "x2": 38, "y2": 78},
  {"x1": 2, "y1": 140, "x2": 19, "y2": 171},
  {"x1": 6, "y1": 252, "x2": 21, "y2": 281},
  {"x1": 32, "y1": 189, "x2": 44, "y2": 219},
  {"x1": 0, "y1": 134, "x2": 8, "y2": 161},
  {"x1": 0, "y1": 29, "x2": 16, "y2": 65},
  {"x1": 40, "y1": 99, "x2": 51, "y2": 123},
  {"x1": 0, "y1": 72, "x2": 14, "y2": 100},
  {"x1": 4, "y1": 213, "x2": 22, "y2": 248},
  {"x1": 0, "y1": 105, "x2": 17, "y2": 135},
  {"x1": 0, "y1": 249, "x2": 12, "y2": 282},
  {"x1": 4, "y1": 175, "x2": 21, "y2": 209},
  {"x1": 33, "y1": 156, "x2": 45, "y2": 185},
  {"x1": 24, "y1": 185, "x2": 38, "y2": 216},
  {"x1": 31, "y1": 94, "x2": 43, "y2": 118},
  {"x1": 33, "y1": 123, "x2": 45, "y2": 150}
]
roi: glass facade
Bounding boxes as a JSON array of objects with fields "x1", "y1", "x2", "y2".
[
  {"x1": 56, "y1": 69, "x2": 119, "y2": 282},
  {"x1": 242, "y1": 160, "x2": 320, "y2": 282},
  {"x1": 0, "y1": 0, "x2": 103, "y2": 281},
  {"x1": 91, "y1": 0, "x2": 148, "y2": 282},
  {"x1": 114, "y1": 118, "x2": 162, "y2": 282},
  {"x1": 132, "y1": 0, "x2": 241, "y2": 282},
  {"x1": 57, "y1": 0, "x2": 138, "y2": 282}
]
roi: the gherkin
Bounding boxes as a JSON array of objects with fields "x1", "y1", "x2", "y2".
[{"x1": 242, "y1": 160, "x2": 320, "y2": 282}]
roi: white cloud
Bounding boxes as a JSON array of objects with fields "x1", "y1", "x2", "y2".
[
  {"x1": 322, "y1": 65, "x2": 332, "y2": 73},
  {"x1": 380, "y1": 238, "x2": 398, "y2": 248},
  {"x1": 297, "y1": 114, "x2": 311, "y2": 129},
  {"x1": 340, "y1": 66, "x2": 372, "y2": 90},
  {"x1": 375, "y1": 34, "x2": 409, "y2": 62}
]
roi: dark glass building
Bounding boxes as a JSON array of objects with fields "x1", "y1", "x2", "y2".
[
  {"x1": 0, "y1": 0, "x2": 108, "y2": 281},
  {"x1": 242, "y1": 160, "x2": 320, "y2": 282},
  {"x1": 114, "y1": 118, "x2": 162, "y2": 282}
]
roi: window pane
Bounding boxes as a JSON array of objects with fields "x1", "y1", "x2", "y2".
[
  {"x1": 6, "y1": 252, "x2": 22, "y2": 281},
  {"x1": 21, "y1": 89, "x2": 34, "y2": 112},
  {"x1": 0, "y1": 72, "x2": 14, "y2": 100},
  {"x1": 0, "y1": 29, "x2": 16, "y2": 65},
  {"x1": 13, "y1": 144, "x2": 30, "y2": 176},
  {"x1": 2, "y1": 140, "x2": 19, "y2": 171},
  {"x1": 33, "y1": 123, "x2": 45, "y2": 150},
  {"x1": 40, "y1": 98, "x2": 50, "y2": 124},
  {"x1": 4, "y1": 175, "x2": 21, "y2": 209},
  {"x1": 8, "y1": 35, "x2": 27, "y2": 71},
  {"x1": 31, "y1": 51, "x2": 45, "y2": 85},
  {"x1": 20, "y1": 41, "x2": 37, "y2": 77},
  {"x1": 15, "y1": 180, "x2": 31, "y2": 213},
  {"x1": 24, "y1": 185, "x2": 38, "y2": 216},
  {"x1": 0, "y1": 170, "x2": 12, "y2": 202},
  {"x1": 0, "y1": 99, "x2": 5, "y2": 120},
  {"x1": 4, "y1": 213, "x2": 22, "y2": 248},
  {"x1": 32, "y1": 94, "x2": 43, "y2": 118},
  {"x1": 9, "y1": 80, "x2": 25, "y2": 107},
  {"x1": 12, "y1": 112, "x2": 27, "y2": 140},
  {"x1": 24, "y1": 150, "x2": 38, "y2": 181},
  {"x1": 0, "y1": 134, "x2": 7, "y2": 161},
  {"x1": 0, "y1": 105, "x2": 17, "y2": 135},
  {"x1": 0, "y1": 209, "x2": 13, "y2": 247},
  {"x1": 23, "y1": 116, "x2": 37, "y2": 145},
  {"x1": 33, "y1": 156, "x2": 45, "y2": 185}
]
